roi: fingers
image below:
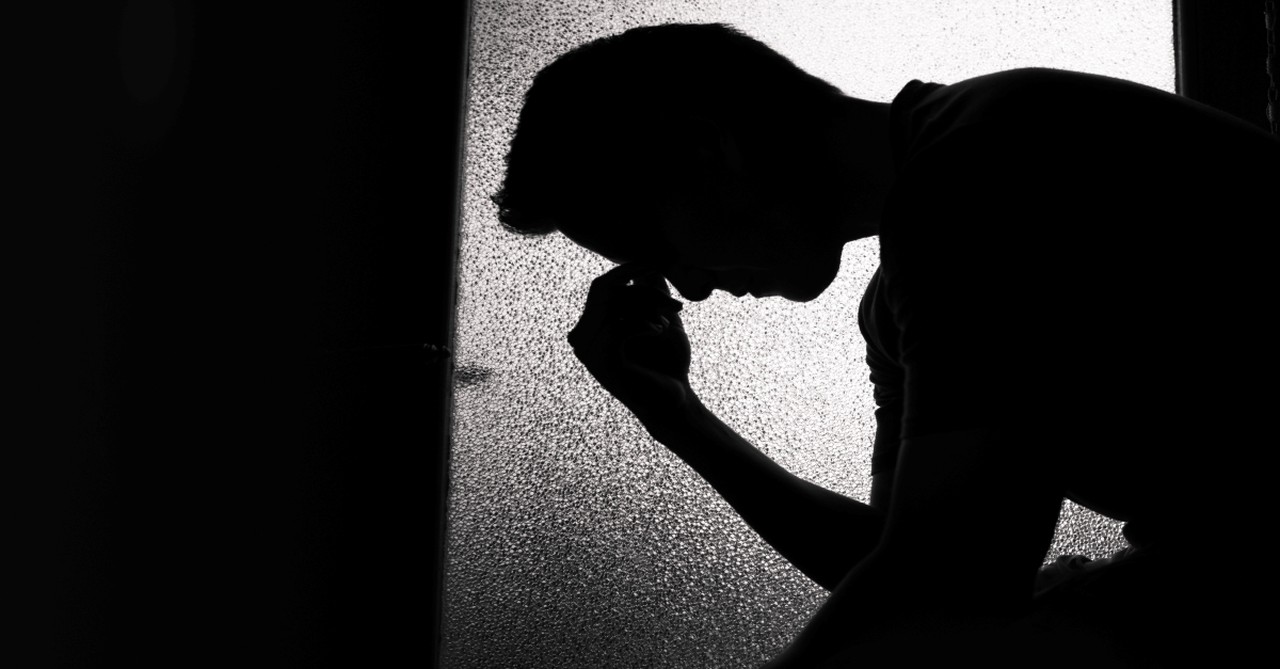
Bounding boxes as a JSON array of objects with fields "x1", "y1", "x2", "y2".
[
  {"x1": 629, "y1": 269, "x2": 672, "y2": 295},
  {"x1": 570, "y1": 265, "x2": 642, "y2": 350},
  {"x1": 589, "y1": 264, "x2": 677, "y2": 308},
  {"x1": 569, "y1": 263, "x2": 683, "y2": 352},
  {"x1": 593, "y1": 261, "x2": 655, "y2": 290}
]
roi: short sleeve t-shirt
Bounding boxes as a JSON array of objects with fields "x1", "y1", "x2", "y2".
[{"x1": 858, "y1": 68, "x2": 1279, "y2": 523}]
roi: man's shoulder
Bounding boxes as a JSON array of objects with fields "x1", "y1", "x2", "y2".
[
  {"x1": 902, "y1": 67, "x2": 1279, "y2": 159},
  {"x1": 896, "y1": 68, "x2": 1164, "y2": 154},
  {"x1": 890, "y1": 66, "x2": 1279, "y2": 205},
  {"x1": 922, "y1": 68, "x2": 1173, "y2": 117}
]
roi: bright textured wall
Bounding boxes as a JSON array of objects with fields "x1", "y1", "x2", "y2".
[{"x1": 447, "y1": 2, "x2": 1175, "y2": 667}]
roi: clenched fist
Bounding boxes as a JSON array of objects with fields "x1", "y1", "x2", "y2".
[{"x1": 568, "y1": 263, "x2": 696, "y2": 432}]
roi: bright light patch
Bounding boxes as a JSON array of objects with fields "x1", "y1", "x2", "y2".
[{"x1": 447, "y1": 2, "x2": 1174, "y2": 667}]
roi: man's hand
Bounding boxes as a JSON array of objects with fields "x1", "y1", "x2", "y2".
[{"x1": 568, "y1": 263, "x2": 695, "y2": 432}]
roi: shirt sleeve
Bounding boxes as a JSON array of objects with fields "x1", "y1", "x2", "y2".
[
  {"x1": 879, "y1": 125, "x2": 1058, "y2": 442},
  {"x1": 858, "y1": 267, "x2": 906, "y2": 508}
]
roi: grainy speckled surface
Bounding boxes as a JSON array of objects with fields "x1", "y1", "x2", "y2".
[{"x1": 447, "y1": 2, "x2": 1173, "y2": 667}]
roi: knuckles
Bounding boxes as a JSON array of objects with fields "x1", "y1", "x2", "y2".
[{"x1": 571, "y1": 271, "x2": 687, "y2": 357}]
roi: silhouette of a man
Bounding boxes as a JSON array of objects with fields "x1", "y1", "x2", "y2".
[{"x1": 495, "y1": 23, "x2": 1277, "y2": 668}]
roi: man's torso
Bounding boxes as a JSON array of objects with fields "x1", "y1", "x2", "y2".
[{"x1": 862, "y1": 68, "x2": 1278, "y2": 531}]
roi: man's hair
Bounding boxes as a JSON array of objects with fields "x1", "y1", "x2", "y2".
[{"x1": 493, "y1": 23, "x2": 845, "y2": 235}]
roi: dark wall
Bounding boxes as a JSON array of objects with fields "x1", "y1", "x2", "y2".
[{"x1": 28, "y1": 2, "x2": 466, "y2": 666}]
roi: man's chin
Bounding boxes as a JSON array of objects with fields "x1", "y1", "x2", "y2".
[
  {"x1": 782, "y1": 289, "x2": 825, "y2": 303},
  {"x1": 752, "y1": 285, "x2": 824, "y2": 302},
  {"x1": 751, "y1": 262, "x2": 839, "y2": 302},
  {"x1": 779, "y1": 276, "x2": 836, "y2": 302}
]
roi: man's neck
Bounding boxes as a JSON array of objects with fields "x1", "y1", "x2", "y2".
[{"x1": 825, "y1": 96, "x2": 894, "y2": 243}]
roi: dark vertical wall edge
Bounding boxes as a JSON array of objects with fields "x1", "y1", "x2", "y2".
[
  {"x1": 1173, "y1": 0, "x2": 1188, "y2": 95},
  {"x1": 431, "y1": 3, "x2": 474, "y2": 667},
  {"x1": 1175, "y1": 0, "x2": 1272, "y2": 131}
]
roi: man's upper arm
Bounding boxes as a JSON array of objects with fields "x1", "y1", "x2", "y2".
[
  {"x1": 875, "y1": 130, "x2": 1070, "y2": 605},
  {"x1": 859, "y1": 268, "x2": 904, "y2": 511},
  {"x1": 875, "y1": 249, "x2": 1066, "y2": 605}
]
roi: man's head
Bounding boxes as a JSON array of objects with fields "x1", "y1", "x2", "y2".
[{"x1": 494, "y1": 23, "x2": 854, "y2": 301}]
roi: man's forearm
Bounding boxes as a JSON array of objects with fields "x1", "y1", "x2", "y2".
[{"x1": 642, "y1": 398, "x2": 884, "y2": 591}]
